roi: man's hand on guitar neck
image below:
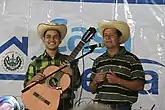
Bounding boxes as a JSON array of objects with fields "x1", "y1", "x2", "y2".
[{"x1": 25, "y1": 73, "x2": 45, "y2": 86}]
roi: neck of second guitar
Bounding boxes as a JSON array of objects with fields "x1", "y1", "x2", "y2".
[{"x1": 67, "y1": 41, "x2": 85, "y2": 62}]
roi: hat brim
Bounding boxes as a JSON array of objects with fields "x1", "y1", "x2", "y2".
[
  {"x1": 37, "y1": 23, "x2": 67, "y2": 40},
  {"x1": 98, "y1": 21, "x2": 130, "y2": 44}
]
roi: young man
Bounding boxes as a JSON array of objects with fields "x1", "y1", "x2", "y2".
[
  {"x1": 24, "y1": 22, "x2": 81, "y2": 110},
  {"x1": 89, "y1": 20, "x2": 145, "y2": 110}
]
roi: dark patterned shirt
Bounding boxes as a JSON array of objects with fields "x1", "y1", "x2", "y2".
[{"x1": 90, "y1": 46, "x2": 145, "y2": 104}]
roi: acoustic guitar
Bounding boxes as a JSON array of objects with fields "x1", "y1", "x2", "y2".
[{"x1": 21, "y1": 27, "x2": 96, "y2": 110}]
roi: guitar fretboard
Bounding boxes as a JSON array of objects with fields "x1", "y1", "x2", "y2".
[{"x1": 67, "y1": 40, "x2": 85, "y2": 62}]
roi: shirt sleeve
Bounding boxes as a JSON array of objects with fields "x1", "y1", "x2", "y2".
[
  {"x1": 130, "y1": 57, "x2": 145, "y2": 82},
  {"x1": 90, "y1": 60, "x2": 97, "y2": 81},
  {"x1": 70, "y1": 63, "x2": 81, "y2": 91},
  {"x1": 23, "y1": 64, "x2": 36, "y2": 87}
]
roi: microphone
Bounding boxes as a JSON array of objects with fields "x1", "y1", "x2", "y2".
[{"x1": 84, "y1": 43, "x2": 104, "y2": 49}]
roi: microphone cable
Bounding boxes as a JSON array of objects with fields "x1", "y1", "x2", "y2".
[{"x1": 75, "y1": 48, "x2": 86, "y2": 106}]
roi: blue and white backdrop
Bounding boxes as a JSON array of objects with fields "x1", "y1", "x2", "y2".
[{"x1": 0, "y1": 0, "x2": 165, "y2": 110}]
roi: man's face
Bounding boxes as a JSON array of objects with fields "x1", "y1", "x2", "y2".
[
  {"x1": 42, "y1": 29, "x2": 61, "y2": 51},
  {"x1": 103, "y1": 28, "x2": 120, "y2": 49}
]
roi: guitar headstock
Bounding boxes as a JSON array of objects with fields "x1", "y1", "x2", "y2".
[
  {"x1": 67, "y1": 27, "x2": 96, "y2": 62},
  {"x1": 81, "y1": 27, "x2": 96, "y2": 43}
]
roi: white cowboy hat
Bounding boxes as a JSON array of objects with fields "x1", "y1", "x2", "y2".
[
  {"x1": 37, "y1": 22, "x2": 67, "y2": 40},
  {"x1": 98, "y1": 20, "x2": 130, "y2": 44}
]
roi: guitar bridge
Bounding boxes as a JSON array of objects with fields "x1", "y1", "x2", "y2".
[
  {"x1": 56, "y1": 87, "x2": 62, "y2": 94},
  {"x1": 33, "y1": 92, "x2": 50, "y2": 105}
]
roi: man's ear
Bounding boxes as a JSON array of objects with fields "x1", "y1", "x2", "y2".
[
  {"x1": 60, "y1": 40, "x2": 62, "y2": 44},
  {"x1": 41, "y1": 36, "x2": 44, "y2": 41},
  {"x1": 119, "y1": 37, "x2": 122, "y2": 43},
  {"x1": 41, "y1": 37, "x2": 44, "y2": 40}
]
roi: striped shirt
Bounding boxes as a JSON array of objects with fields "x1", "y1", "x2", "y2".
[
  {"x1": 24, "y1": 51, "x2": 81, "y2": 99},
  {"x1": 90, "y1": 46, "x2": 145, "y2": 104}
]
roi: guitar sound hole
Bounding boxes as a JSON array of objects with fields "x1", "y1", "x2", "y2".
[{"x1": 48, "y1": 78, "x2": 58, "y2": 88}]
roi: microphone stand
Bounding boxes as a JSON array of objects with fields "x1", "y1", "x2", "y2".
[
  {"x1": 70, "y1": 47, "x2": 95, "y2": 66},
  {"x1": 21, "y1": 47, "x2": 95, "y2": 94},
  {"x1": 150, "y1": 104, "x2": 155, "y2": 110},
  {"x1": 70, "y1": 47, "x2": 95, "y2": 108}
]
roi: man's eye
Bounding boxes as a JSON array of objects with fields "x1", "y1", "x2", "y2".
[{"x1": 45, "y1": 35, "x2": 50, "y2": 39}]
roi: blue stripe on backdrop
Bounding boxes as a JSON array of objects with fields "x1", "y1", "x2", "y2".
[
  {"x1": 0, "y1": 59, "x2": 164, "y2": 80},
  {"x1": 0, "y1": 74, "x2": 25, "y2": 80},
  {"x1": 46, "y1": 0, "x2": 165, "y2": 4}
]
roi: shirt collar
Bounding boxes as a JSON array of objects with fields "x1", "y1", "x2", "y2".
[{"x1": 105, "y1": 46, "x2": 127, "y2": 57}]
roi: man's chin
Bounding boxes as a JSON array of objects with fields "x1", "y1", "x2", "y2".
[
  {"x1": 104, "y1": 45, "x2": 112, "y2": 48},
  {"x1": 47, "y1": 47, "x2": 58, "y2": 50}
]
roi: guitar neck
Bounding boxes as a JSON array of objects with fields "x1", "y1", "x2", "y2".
[{"x1": 67, "y1": 40, "x2": 85, "y2": 62}]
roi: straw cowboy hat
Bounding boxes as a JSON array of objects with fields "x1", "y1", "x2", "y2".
[
  {"x1": 37, "y1": 22, "x2": 67, "y2": 40},
  {"x1": 98, "y1": 20, "x2": 130, "y2": 44}
]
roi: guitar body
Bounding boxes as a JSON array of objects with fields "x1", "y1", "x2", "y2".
[{"x1": 21, "y1": 66, "x2": 70, "y2": 110}]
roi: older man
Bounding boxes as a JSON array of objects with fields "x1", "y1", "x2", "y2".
[{"x1": 89, "y1": 20, "x2": 145, "y2": 110}]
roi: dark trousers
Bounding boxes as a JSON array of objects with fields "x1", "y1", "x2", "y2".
[
  {"x1": 98, "y1": 101, "x2": 132, "y2": 110},
  {"x1": 58, "y1": 98, "x2": 72, "y2": 110}
]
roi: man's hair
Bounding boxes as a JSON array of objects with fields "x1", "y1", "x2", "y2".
[
  {"x1": 116, "y1": 29, "x2": 122, "y2": 37},
  {"x1": 71, "y1": 103, "x2": 112, "y2": 110},
  {"x1": 103, "y1": 28, "x2": 122, "y2": 37},
  {"x1": 43, "y1": 29, "x2": 61, "y2": 38}
]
